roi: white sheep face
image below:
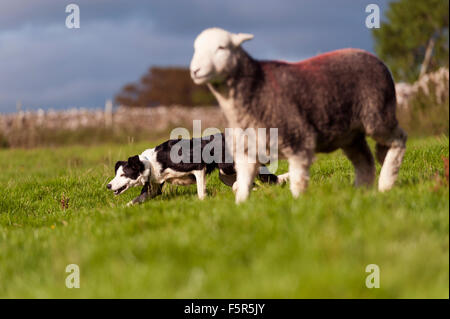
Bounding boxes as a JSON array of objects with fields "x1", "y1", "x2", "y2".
[{"x1": 190, "y1": 28, "x2": 254, "y2": 84}]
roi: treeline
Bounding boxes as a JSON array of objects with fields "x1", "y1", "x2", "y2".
[
  {"x1": 115, "y1": 67, "x2": 216, "y2": 107},
  {"x1": 372, "y1": 0, "x2": 448, "y2": 82}
]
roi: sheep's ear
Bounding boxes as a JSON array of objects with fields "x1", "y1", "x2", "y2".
[{"x1": 231, "y1": 33, "x2": 254, "y2": 47}]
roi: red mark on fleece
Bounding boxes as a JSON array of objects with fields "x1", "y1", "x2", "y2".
[
  {"x1": 276, "y1": 48, "x2": 370, "y2": 71},
  {"x1": 262, "y1": 49, "x2": 371, "y2": 89}
]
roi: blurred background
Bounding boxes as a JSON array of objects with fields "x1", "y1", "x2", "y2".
[{"x1": 0, "y1": 0, "x2": 448, "y2": 148}]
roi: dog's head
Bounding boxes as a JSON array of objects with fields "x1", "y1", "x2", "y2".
[{"x1": 107, "y1": 155, "x2": 149, "y2": 195}]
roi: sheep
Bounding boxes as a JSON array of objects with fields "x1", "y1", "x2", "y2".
[{"x1": 190, "y1": 27, "x2": 407, "y2": 203}]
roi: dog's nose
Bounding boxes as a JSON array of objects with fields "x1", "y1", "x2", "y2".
[{"x1": 106, "y1": 184, "x2": 112, "y2": 189}]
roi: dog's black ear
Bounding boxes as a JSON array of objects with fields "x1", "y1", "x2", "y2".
[
  {"x1": 128, "y1": 155, "x2": 145, "y2": 172},
  {"x1": 114, "y1": 161, "x2": 127, "y2": 173}
]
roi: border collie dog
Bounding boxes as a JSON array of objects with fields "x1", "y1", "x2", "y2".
[{"x1": 107, "y1": 133, "x2": 288, "y2": 206}]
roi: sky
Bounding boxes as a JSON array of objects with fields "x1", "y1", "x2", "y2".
[{"x1": 0, "y1": 0, "x2": 391, "y2": 113}]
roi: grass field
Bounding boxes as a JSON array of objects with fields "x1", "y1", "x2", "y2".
[{"x1": 0, "y1": 136, "x2": 448, "y2": 298}]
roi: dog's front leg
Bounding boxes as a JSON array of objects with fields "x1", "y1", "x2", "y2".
[
  {"x1": 193, "y1": 169, "x2": 206, "y2": 200},
  {"x1": 127, "y1": 182, "x2": 163, "y2": 206}
]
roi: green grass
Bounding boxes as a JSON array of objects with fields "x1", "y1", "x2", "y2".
[{"x1": 0, "y1": 136, "x2": 448, "y2": 298}]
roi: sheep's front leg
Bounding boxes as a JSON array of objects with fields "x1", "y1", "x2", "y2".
[
  {"x1": 342, "y1": 135, "x2": 375, "y2": 187},
  {"x1": 193, "y1": 169, "x2": 206, "y2": 200},
  {"x1": 234, "y1": 160, "x2": 259, "y2": 204},
  {"x1": 288, "y1": 151, "x2": 313, "y2": 198}
]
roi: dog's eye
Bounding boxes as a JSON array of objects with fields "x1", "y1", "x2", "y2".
[
  {"x1": 217, "y1": 46, "x2": 226, "y2": 51},
  {"x1": 120, "y1": 174, "x2": 125, "y2": 177}
]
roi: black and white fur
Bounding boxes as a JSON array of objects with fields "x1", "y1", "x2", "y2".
[{"x1": 107, "y1": 133, "x2": 288, "y2": 206}]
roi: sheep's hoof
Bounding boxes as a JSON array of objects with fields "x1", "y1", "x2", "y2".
[
  {"x1": 235, "y1": 191, "x2": 249, "y2": 204},
  {"x1": 378, "y1": 184, "x2": 393, "y2": 192},
  {"x1": 290, "y1": 187, "x2": 305, "y2": 198},
  {"x1": 232, "y1": 182, "x2": 238, "y2": 194}
]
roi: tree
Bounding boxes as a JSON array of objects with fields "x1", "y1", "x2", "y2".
[
  {"x1": 115, "y1": 67, "x2": 216, "y2": 107},
  {"x1": 372, "y1": 0, "x2": 449, "y2": 82}
]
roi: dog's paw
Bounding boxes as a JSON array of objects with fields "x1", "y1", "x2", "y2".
[
  {"x1": 277, "y1": 173, "x2": 289, "y2": 185},
  {"x1": 126, "y1": 201, "x2": 135, "y2": 207}
]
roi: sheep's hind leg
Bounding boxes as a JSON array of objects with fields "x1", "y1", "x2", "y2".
[
  {"x1": 342, "y1": 135, "x2": 375, "y2": 187},
  {"x1": 288, "y1": 150, "x2": 313, "y2": 198},
  {"x1": 375, "y1": 126, "x2": 407, "y2": 191}
]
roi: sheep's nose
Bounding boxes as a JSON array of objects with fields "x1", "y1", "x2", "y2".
[
  {"x1": 106, "y1": 184, "x2": 112, "y2": 189},
  {"x1": 192, "y1": 68, "x2": 200, "y2": 76}
]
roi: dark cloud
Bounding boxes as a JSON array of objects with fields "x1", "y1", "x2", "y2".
[{"x1": 0, "y1": 0, "x2": 391, "y2": 112}]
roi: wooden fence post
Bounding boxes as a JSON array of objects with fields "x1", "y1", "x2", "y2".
[{"x1": 105, "y1": 99, "x2": 113, "y2": 128}]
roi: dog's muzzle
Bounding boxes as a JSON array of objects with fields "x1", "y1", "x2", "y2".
[{"x1": 113, "y1": 185, "x2": 128, "y2": 195}]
